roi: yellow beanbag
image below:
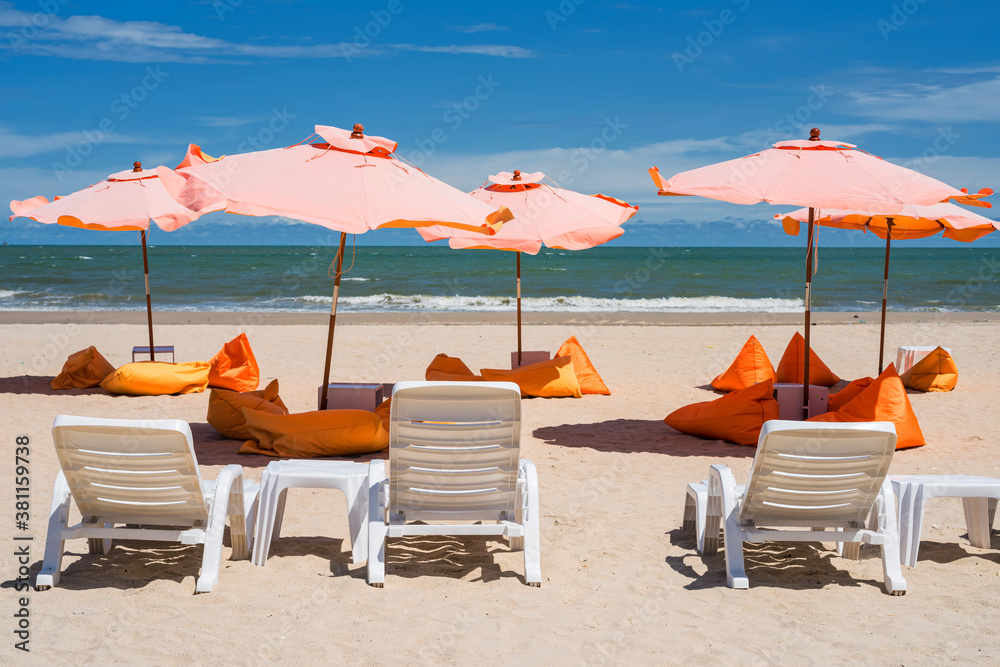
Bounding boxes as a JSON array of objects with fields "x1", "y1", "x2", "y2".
[
  {"x1": 775, "y1": 332, "x2": 840, "y2": 386},
  {"x1": 207, "y1": 379, "x2": 288, "y2": 440},
  {"x1": 208, "y1": 332, "x2": 260, "y2": 392},
  {"x1": 899, "y1": 346, "x2": 958, "y2": 392},
  {"x1": 239, "y1": 408, "x2": 389, "y2": 458},
  {"x1": 481, "y1": 356, "x2": 582, "y2": 398},
  {"x1": 710, "y1": 335, "x2": 775, "y2": 392},
  {"x1": 808, "y1": 364, "x2": 925, "y2": 449},
  {"x1": 51, "y1": 346, "x2": 116, "y2": 389},
  {"x1": 664, "y1": 379, "x2": 779, "y2": 446},
  {"x1": 556, "y1": 335, "x2": 611, "y2": 395},
  {"x1": 101, "y1": 361, "x2": 211, "y2": 396}
]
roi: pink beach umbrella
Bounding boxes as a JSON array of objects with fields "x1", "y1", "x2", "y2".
[
  {"x1": 778, "y1": 197, "x2": 997, "y2": 372},
  {"x1": 9, "y1": 161, "x2": 224, "y2": 360},
  {"x1": 157, "y1": 123, "x2": 513, "y2": 408},
  {"x1": 417, "y1": 169, "x2": 638, "y2": 364},
  {"x1": 649, "y1": 127, "x2": 968, "y2": 416}
]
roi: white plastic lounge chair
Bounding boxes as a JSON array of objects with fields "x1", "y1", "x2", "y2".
[
  {"x1": 702, "y1": 420, "x2": 906, "y2": 595},
  {"x1": 367, "y1": 381, "x2": 541, "y2": 587},
  {"x1": 37, "y1": 415, "x2": 259, "y2": 594}
]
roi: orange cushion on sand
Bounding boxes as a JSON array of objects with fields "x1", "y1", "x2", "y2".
[
  {"x1": 51, "y1": 346, "x2": 116, "y2": 390},
  {"x1": 207, "y1": 379, "x2": 288, "y2": 440},
  {"x1": 775, "y1": 332, "x2": 840, "y2": 386},
  {"x1": 100, "y1": 361, "x2": 211, "y2": 396},
  {"x1": 425, "y1": 353, "x2": 475, "y2": 379},
  {"x1": 208, "y1": 332, "x2": 260, "y2": 392},
  {"x1": 900, "y1": 346, "x2": 958, "y2": 392},
  {"x1": 481, "y1": 356, "x2": 582, "y2": 398},
  {"x1": 710, "y1": 335, "x2": 775, "y2": 392},
  {"x1": 808, "y1": 364, "x2": 925, "y2": 449},
  {"x1": 374, "y1": 397, "x2": 391, "y2": 431},
  {"x1": 239, "y1": 408, "x2": 389, "y2": 457},
  {"x1": 555, "y1": 335, "x2": 610, "y2": 395},
  {"x1": 665, "y1": 380, "x2": 779, "y2": 446},
  {"x1": 828, "y1": 377, "x2": 873, "y2": 412}
]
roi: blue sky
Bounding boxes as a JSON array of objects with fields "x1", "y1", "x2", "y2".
[{"x1": 2, "y1": 0, "x2": 998, "y2": 246}]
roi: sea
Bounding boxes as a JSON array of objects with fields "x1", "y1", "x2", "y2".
[{"x1": 1, "y1": 245, "x2": 997, "y2": 313}]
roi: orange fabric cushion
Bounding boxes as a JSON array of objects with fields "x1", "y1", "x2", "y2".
[
  {"x1": 808, "y1": 364, "x2": 925, "y2": 449},
  {"x1": 480, "y1": 356, "x2": 582, "y2": 398},
  {"x1": 425, "y1": 353, "x2": 475, "y2": 379},
  {"x1": 100, "y1": 361, "x2": 211, "y2": 396},
  {"x1": 828, "y1": 377, "x2": 873, "y2": 412},
  {"x1": 900, "y1": 347, "x2": 958, "y2": 392},
  {"x1": 374, "y1": 397, "x2": 391, "y2": 432},
  {"x1": 51, "y1": 346, "x2": 116, "y2": 389},
  {"x1": 710, "y1": 335, "x2": 775, "y2": 392},
  {"x1": 555, "y1": 335, "x2": 611, "y2": 395},
  {"x1": 208, "y1": 332, "x2": 260, "y2": 392},
  {"x1": 239, "y1": 408, "x2": 389, "y2": 457},
  {"x1": 665, "y1": 379, "x2": 778, "y2": 446},
  {"x1": 207, "y1": 379, "x2": 288, "y2": 440},
  {"x1": 775, "y1": 332, "x2": 840, "y2": 386}
]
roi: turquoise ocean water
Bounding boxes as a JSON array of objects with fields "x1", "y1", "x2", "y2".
[{"x1": 1, "y1": 245, "x2": 997, "y2": 313}]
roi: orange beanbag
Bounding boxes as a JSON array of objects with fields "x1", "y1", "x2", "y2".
[
  {"x1": 207, "y1": 379, "x2": 288, "y2": 440},
  {"x1": 774, "y1": 332, "x2": 840, "y2": 386},
  {"x1": 828, "y1": 377, "x2": 873, "y2": 412},
  {"x1": 665, "y1": 379, "x2": 778, "y2": 446},
  {"x1": 808, "y1": 364, "x2": 925, "y2": 449},
  {"x1": 555, "y1": 335, "x2": 610, "y2": 395},
  {"x1": 374, "y1": 397, "x2": 391, "y2": 432},
  {"x1": 100, "y1": 361, "x2": 211, "y2": 396},
  {"x1": 481, "y1": 356, "x2": 582, "y2": 398},
  {"x1": 899, "y1": 347, "x2": 958, "y2": 392},
  {"x1": 710, "y1": 335, "x2": 775, "y2": 392},
  {"x1": 51, "y1": 346, "x2": 116, "y2": 390},
  {"x1": 425, "y1": 353, "x2": 484, "y2": 381},
  {"x1": 239, "y1": 408, "x2": 389, "y2": 457},
  {"x1": 208, "y1": 333, "x2": 259, "y2": 392}
]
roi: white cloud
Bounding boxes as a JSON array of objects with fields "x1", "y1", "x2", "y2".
[
  {"x1": 0, "y1": 127, "x2": 145, "y2": 159},
  {"x1": 448, "y1": 23, "x2": 509, "y2": 33},
  {"x1": 842, "y1": 69, "x2": 1000, "y2": 123}
]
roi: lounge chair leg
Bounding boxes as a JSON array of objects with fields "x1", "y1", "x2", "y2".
[
  {"x1": 520, "y1": 460, "x2": 541, "y2": 586},
  {"x1": 196, "y1": 465, "x2": 243, "y2": 593},
  {"x1": 710, "y1": 465, "x2": 748, "y2": 589},
  {"x1": 366, "y1": 461, "x2": 387, "y2": 588},
  {"x1": 878, "y1": 481, "x2": 907, "y2": 595},
  {"x1": 36, "y1": 472, "x2": 71, "y2": 591},
  {"x1": 685, "y1": 483, "x2": 708, "y2": 554},
  {"x1": 963, "y1": 497, "x2": 993, "y2": 549}
]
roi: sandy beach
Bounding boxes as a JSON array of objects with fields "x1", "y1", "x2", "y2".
[{"x1": 3, "y1": 313, "x2": 999, "y2": 664}]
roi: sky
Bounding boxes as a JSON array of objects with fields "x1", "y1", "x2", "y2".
[{"x1": 1, "y1": 0, "x2": 999, "y2": 247}]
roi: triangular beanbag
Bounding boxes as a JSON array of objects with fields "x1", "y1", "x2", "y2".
[
  {"x1": 208, "y1": 333, "x2": 260, "y2": 392},
  {"x1": 828, "y1": 377, "x2": 873, "y2": 413},
  {"x1": 207, "y1": 379, "x2": 288, "y2": 440},
  {"x1": 51, "y1": 346, "x2": 116, "y2": 389},
  {"x1": 775, "y1": 332, "x2": 840, "y2": 386},
  {"x1": 710, "y1": 335, "x2": 775, "y2": 392},
  {"x1": 664, "y1": 380, "x2": 779, "y2": 446},
  {"x1": 481, "y1": 356, "x2": 582, "y2": 398},
  {"x1": 425, "y1": 353, "x2": 483, "y2": 381},
  {"x1": 101, "y1": 361, "x2": 211, "y2": 396},
  {"x1": 239, "y1": 408, "x2": 389, "y2": 457},
  {"x1": 808, "y1": 364, "x2": 925, "y2": 449},
  {"x1": 555, "y1": 336, "x2": 611, "y2": 395},
  {"x1": 900, "y1": 347, "x2": 958, "y2": 392}
]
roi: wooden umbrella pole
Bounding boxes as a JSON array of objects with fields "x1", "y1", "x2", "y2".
[
  {"x1": 802, "y1": 207, "x2": 817, "y2": 419},
  {"x1": 516, "y1": 251, "x2": 523, "y2": 366},
  {"x1": 319, "y1": 233, "x2": 348, "y2": 410},
  {"x1": 140, "y1": 229, "x2": 155, "y2": 362},
  {"x1": 878, "y1": 219, "x2": 894, "y2": 373}
]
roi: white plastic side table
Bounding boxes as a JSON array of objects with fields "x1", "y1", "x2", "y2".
[
  {"x1": 252, "y1": 460, "x2": 371, "y2": 566},
  {"x1": 895, "y1": 346, "x2": 952, "y2": 375},
  {"x1": 890, "y1": 475, "x2": 1000, "y2": 567}
]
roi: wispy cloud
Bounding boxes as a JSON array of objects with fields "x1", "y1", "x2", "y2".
[
  {"x1": 192, "y1": 116, "x2": 261, "y2": 128},
  {"x1": 0, "y1": 127, "x2": 145, "y2": 159},
  {"x1": 393, "y1": 44, "x2": 535, "y2": 58},
  {"x1": 448, "y1": 23, "x2": 509, "y2": 33}
]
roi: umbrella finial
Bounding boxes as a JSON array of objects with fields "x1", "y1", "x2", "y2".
[
  {"x1": 512, "y1": 169, "x2": 521, "y2": 181},
  {"x1": 809, "y1": 128, "x2": 821, "y2": 141},
  {"x1": 133, "y1": 161, "x2": 142, "y2": 172},
  {"x1": 351, "y1": 124, "x2": 364, "y2": 139}
]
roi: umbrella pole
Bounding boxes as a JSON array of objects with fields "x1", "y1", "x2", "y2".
[
  {"x1": 140, "y1": 229, "x2": 155, "y2": 362},
  {"x1": 802, "y1": 207, "x2": 816, "y2": 419},
  {"x1": 878, "y1": 219, "x2": 894, "y2": 374},
  {"x1": 319, "y1": 233, "x2": 348, "y2": 410},
  {"x1": 516, "y1": 251, "x2": 523, "y2": 366}
]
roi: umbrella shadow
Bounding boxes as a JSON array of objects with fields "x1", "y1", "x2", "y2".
[{"x1": 532, "y1": 419, "x2": 755, "y2": 457}]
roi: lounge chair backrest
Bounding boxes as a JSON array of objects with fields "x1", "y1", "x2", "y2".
[
  {"x1": 741, "y1": 421, "x2": 897, "y2": 527},
  {"x1": 51, "y1": 415, "x2": 209, "y2": 525},
  {"x1": 389, "y1": 381, "x2": 521, "y2": 522}
]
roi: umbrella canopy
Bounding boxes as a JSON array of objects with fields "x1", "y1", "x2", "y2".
[
  {"x1": 649, "y1": 128, "x2": 969, "y2": 417},
  {"x1": 9, "y1": 162, "x2": 223, "y2": 360},
  {"x1": 156, "y1": 124, "x2": 514, "y2": 408},
  {"x1": 778, "y1": 199, "x2": 997, "y2": 371},
  {"x1": 417, "y1": 169, "x2": 638, "y2": 364}
]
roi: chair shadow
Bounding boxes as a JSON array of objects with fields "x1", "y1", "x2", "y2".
[
  {"x1": 908, "y1": 535, "x2": 1000, "y2": 567},
  {"x1": 664, "y1": 527, "x2": 889, "y2": 593},
  {"x1": 260, "y1": 536, "x2": 361, "y2": 577},
  {"x1": 382, "y1": 534, "x2": 522, "y2": 585},
  {"x1": 532, "y1": 419, "x2": 755, "y2": 458},
  {"x1": 0, "y1": 375, "x2": 101, "y2": 396}
]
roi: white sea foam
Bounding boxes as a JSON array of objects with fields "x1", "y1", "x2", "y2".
[
  {"x1": 77, "y1": 256, "x2": 93, "y2": 260},
  {"x1": 0, "y1": 289, "x2": 24, "y2": 298}
]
